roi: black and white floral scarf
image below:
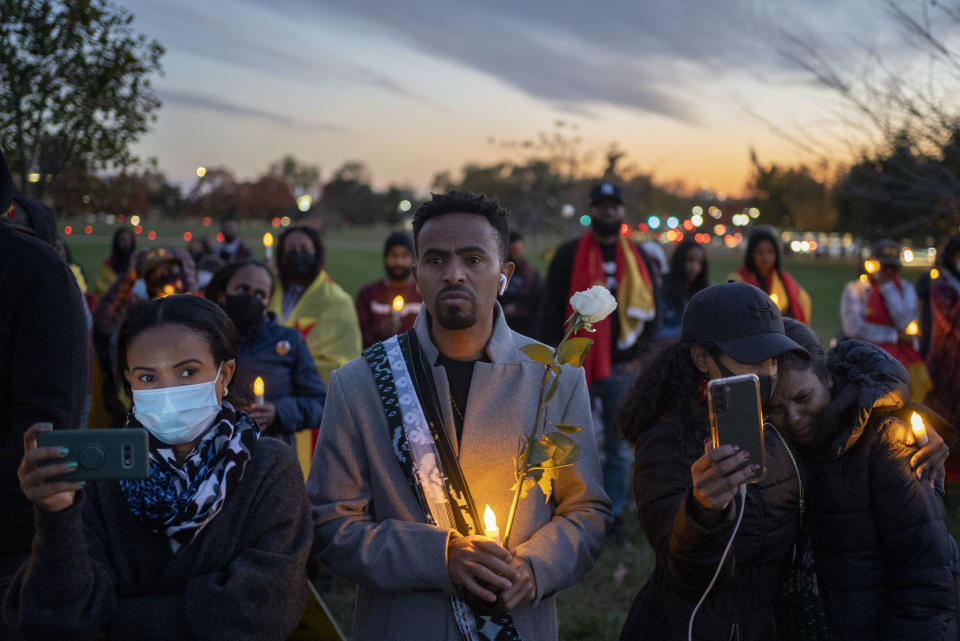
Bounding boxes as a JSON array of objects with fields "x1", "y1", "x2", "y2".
[{"x1": 119, "y1": 402, "x2": 259, "y2": 545}]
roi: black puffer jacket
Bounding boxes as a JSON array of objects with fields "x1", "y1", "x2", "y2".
[
  {"x1": 806, "y1": 340, "x2": 956, "y2": 640},
  {"x1": 621, "y1": 404, "x2": 804, "y2": 641}
]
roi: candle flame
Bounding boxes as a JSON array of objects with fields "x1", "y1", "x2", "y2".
[
  {"x1": 262, "y1": 232, "x2": 274, "y2": 248},
  {"x1": 859, "y1": 274, "x2": 870, "y2": 284},
  {"x1": 483, "y1": 504, "x2": 497, "y2": 532},
  {"x1": 392, "y1": 295, "x2": 405, "y2": 312},
  {"x1": 905, "y1": 321, "x2": 919, "y2": 336},
  {"x1": 911, "y1": 412, "x2": 927, "y2": 439},
  {"x1": 253, "y1": 376, "x2": 264, "y2": 396},
  {"x1": 159, "y1": 283, "x2": 176, "y2": 298},
  {"x1": 931, "y1": 268, "x2": 940, "y2": 280},
  {"x1": 769, "y1": 293, "x2": 779, "y2": 306},
  {"x1": 864, "y1": 259, "x2": 881, "y2": 274}
]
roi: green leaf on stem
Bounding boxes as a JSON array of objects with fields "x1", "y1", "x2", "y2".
[
  {"x1": 526, "y1": 439, "x2": 552, "y2": 466},
  {"x1": 553, "y1": 423, "x2": 581, "y2": 434},
  {"x1": 520, "y1": 343, "x2": 555, "y2": 366},
  {"x1": 546, "y1": 431, "x2": 581, "y2": 467},
  {"x1": 557, "y1": 337, "x2": 593, "y2": 367}
]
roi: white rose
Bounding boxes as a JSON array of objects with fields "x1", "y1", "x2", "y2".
[{"x1": 569, "y1": 286, "x2": 617, "y2": 324}]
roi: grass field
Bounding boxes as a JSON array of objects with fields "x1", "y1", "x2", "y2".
[{"x1": 61, "y1": 218, "x2": 944, "y2": 640}]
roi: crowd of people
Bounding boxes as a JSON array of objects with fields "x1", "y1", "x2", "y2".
[{"x1": 2, "y1": 140, "x2": 960, "y2": 641}]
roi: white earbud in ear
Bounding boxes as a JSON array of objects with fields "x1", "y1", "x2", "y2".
[{"x1": 499, "y1": 274, "x2": 508, "y2": 296}]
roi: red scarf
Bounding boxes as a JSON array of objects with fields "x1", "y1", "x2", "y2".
[
  {"x1": 736, "y1": 266, "x2": 808, "y2": 324},
  {"x1": 569, "y1": 233, "x2": 651, "y2": 385}
]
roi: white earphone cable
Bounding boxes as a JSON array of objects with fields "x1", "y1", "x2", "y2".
[{"x1": 687, "y1": 483, "x2": 748, "y2": 641}]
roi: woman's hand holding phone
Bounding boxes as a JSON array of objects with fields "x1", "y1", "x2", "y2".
[
  {"x1": 691, "y1": 440, "x2": 759, "y2": 522},
  {"x1": 19, "y1": 423, "x2": 83, "y2": 512}
]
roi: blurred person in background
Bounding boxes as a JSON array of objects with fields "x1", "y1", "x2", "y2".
[
  {"x1": 925, "y1": 233, "x2": 960, "y2": 440},
  {"x1": 94, "y1": 227, "x2": 136, "y2": 295},
  {"x1": 660, "y1": 240, "x2": 711, "y2": 340},
  {"x1": 538, "y1": 182, "x2": 657, "y2": 538},
  {"x1": 94, "y1": 248, "x2": 196, "y2": 425},
  {"x1": 731, "y1": 226, "x2": 812, "y2": 323},
  {"x1": 269, "y1": 225, "x2": 360, "y2": 475},
  {"x1": 841, "y1": 239, "x2": 932, "y2": 402},
  {"x1": 0, "y1": 149, "x2": 88, "y2": 632},
  {"x1": 355, "y1": 231, "x2": 422, "y2": 348},
  {"x1": 215, "y1": 213, "x2": 252, "y2": 263},
  {"x1": 205, "y1": 260, "x2": 326, "y2": 451},
  {"x1": 500, "y1": 230, "x2": 542, "y2": 337}
]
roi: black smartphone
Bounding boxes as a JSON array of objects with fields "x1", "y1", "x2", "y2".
[
  {"x1": 708, "y1": 374, "x2": 765, "y2": 484},
  {"x1": 37, "y1": 429, "x2": 150, "y2": 482}
]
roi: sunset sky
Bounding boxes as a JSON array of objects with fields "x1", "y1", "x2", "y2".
[{"x1": 123, "y1": 0, "x2": 926, "y2": 196}]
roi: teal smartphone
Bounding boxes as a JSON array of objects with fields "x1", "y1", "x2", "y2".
[
  {"x1": 708, "y1": 374, "x2": 766, "y2": 484},
  {"x1": 37, "y1": 429, "x2": 150, "y2": 481}
]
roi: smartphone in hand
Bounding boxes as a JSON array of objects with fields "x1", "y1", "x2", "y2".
[
  {"x1": 708, "y1": 374, "x2": 765, "y2": 484},
  {"x1": 37, "y1": 429, "x2": 149, "y2": 482}
]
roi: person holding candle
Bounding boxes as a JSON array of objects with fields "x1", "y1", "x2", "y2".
[
  {"x1": 354, "y1": 231, "x2": 423, "y2": 348},
  {"x1": 5, "y1": 294, "x2": 313, "y2": 640},
  {"x1": 840, "y1": 239, "x2": 933, "y2": 404},
  {"x1": 205, "y1": 260, "x2": 326, "y2": 457},
  {"x1": 307, "y1": 191, "x2": 610, "y2": 641},
  {"x1": 767, "y1": 319, "x2": 956, "y2": 639}
]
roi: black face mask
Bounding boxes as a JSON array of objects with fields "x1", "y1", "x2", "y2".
[
  {"x1": 223, "y1": 294, "x2": 265, "y2": 335},
  {"x1": 385, "y1": 264, "x2": 412, "y2": 282},
  {"x1": 592, "y1": 218, "x2": 622, "y2": 237},
  {"x1": 282, "y1": 250, "x2": 315, "y2": 281},
  {"x1": 711, "y1": 355, "x2": 778, "y2": 408}
]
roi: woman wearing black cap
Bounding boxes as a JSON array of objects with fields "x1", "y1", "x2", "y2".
[{"x1": 617, "y1": 281, "x2": 809, "y2": 641}]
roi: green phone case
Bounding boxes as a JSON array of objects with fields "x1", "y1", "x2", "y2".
[{"x1": 37, "y1": 429, "x2": 150, "y2": 481}]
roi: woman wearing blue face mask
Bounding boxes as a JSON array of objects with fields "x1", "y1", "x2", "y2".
[{"x1": 8, "y1": 295, "x2": 313, "y2": 640}]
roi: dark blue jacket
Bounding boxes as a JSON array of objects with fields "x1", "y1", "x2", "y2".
[{"x1": 234, "y1": 313, "x2": 325, "y2": 443}]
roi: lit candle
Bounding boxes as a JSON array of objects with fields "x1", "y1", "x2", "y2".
[
  {"x1": 483, "y1": 504, "x2": 500, "y2": 544},
  {"x1": 253, "y1": 376, "x2": 265, "y2": 407},
  {"x1": 864, "y1": 259, "x2": 881, "y2": 274},
  {"x1": 392, "y1": 295, "x2": 405, "y2": 313},
  {"x1": 262, "y1": 233, "x2": 274, "y2": 261},
  {"x1": 911, "y1": 412, "x2": 928, "y2": 447},
  {"x1": 905, "y1": 321, "x2": 919, "y2": 336}
]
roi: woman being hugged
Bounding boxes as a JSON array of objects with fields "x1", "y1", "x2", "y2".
[
  {"x1": 7, "y1": 295, "x2": 312, "y2": 641},
  {"x1": 769, "y1": 320, "x2": 956, "y2": 639},
  {"x1": 618, "y1": 282, "x2": 809, "y2": 640}
]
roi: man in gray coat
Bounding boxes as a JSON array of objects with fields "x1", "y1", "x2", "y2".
[{"x1": 307, "y1": 190, "x2": 611, "y2": 641}]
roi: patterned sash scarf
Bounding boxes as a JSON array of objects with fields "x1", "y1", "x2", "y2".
[{"x1": 363, "y1": 331, "x2": 521, "y2": 641}]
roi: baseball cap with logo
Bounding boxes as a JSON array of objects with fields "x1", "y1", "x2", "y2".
[
  {"x1": 589, "y1": 182, "x2": 624, "y2": 205},
  {"x1": 681, "y1": 281, "x2": 809, "y2": 364}
]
